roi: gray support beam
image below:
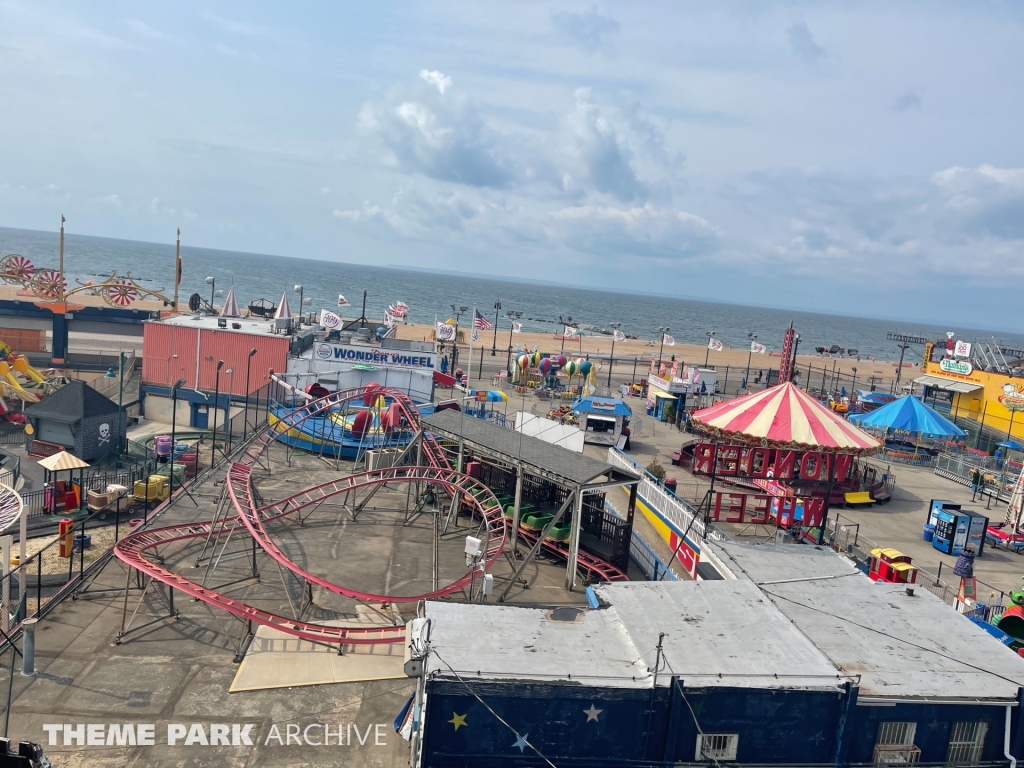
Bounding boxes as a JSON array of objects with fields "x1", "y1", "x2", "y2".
[
  {"x1": 499, "y1": 492, "x2": 575, "y2": 602},
  {"x1": 565, "y1": 490, "x2": 587, "y2": 591},
  {"x1": 509, "y1": 466, "x2": 524, "y2": 551}
]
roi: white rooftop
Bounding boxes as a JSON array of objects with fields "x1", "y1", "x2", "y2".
[
  {"x1": 710, "y1": 541, "x2": 1024, "y2": 701},
  {"x1": 150, "y1": 313, "x2": 288, "y2": 337},
  {"x1": 424, "y1": 602, "x2": 649, "y2": 689},
  {"x1": 595, "y1": 580, "x2": 845, "y2": 691}
]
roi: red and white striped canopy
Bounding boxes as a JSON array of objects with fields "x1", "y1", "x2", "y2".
[
  {"x1": 221, "y1": 286, "x2": 240, "y2": 318},
  {"x1": 691, "y1": 382, "x2": 881, "y2": 454}
]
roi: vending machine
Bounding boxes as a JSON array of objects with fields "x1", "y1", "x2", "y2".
[
  {"x1": 933, "y1": 509, "x2": 971, "y2": 556},
  {"x1": 928, "y1": 499, "x2": 961, "y2": 527},
  {"x1": 967, "y1": 514, "x2": 988, "y2": 557}
]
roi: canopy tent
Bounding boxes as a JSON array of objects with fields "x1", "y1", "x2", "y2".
[
  {"x1": 847, "y1": 395, "x2": 966, "y2": 439},
  {"x1": 690, "y1": 382, "x2": 881, "y2": 454},
  {"x1": 37, "y1": 451, "x2": 90, "y2": 471}
]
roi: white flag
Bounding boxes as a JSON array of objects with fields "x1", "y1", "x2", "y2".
[
  {"x1": 337, "y1": 294, "x2": 350, "y2": 306},
  {"x1": 613, "y1": 330, "x2": 626, "y2": 342},
  {"x1": 751, "y1": 341, "x2": 767, "y2": 354},
  {"x1": 435, "y1": 322, "x2": 456, "y2": 342},
  {"x1": 320, "y1": 309, "x2": 342, "y2": 329},
  {"x1": 563, "y1": 326, "x2": 578, "y2": 338},
  {"x1": 663, "y1": 334, "x2": 675, "y2": 346},
  {"x1": 708, "y1": 338, "x2": 723, "y2": 352},
  {"x1": 512, "y1": 322, "x2": 522, "y2": 333}
]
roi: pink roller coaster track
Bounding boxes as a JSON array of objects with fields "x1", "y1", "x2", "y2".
[{"x1": 114, "y1": 387, "x2": 506, "y2": 646}]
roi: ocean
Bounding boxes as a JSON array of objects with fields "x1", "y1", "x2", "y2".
[{"x1": 1, "y1": 226, "x2": 1020, "y2": 361}]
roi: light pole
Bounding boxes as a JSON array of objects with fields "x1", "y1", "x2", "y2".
[
  {"x1": 205, "y1": 276, "x2": 215, "y2": 308},
  {"x1": 744, "y1": 332, "x2": 757, "y2": 389},
  {"x1": 608, "y1": 322, "x2": 621, "y2": 388},
  {"x1": 244, "y1": 348, "x2": 257, "y2": 437},
  {"x1": 704, "y1": 330, "x2": 715, "y2": 367},
  {"x1": 851, "y1": 365, "x2": 857, "y2": 397},
  {"x1": 294, "y1": 285, "x2": 304, "y2": 326},
  {"x1": 491, "y1": 300, "x2": 501, "y2": 356},
  {"x1": 505, "y1": 310, "x2": 523, "y2": 373},
  {"x1": 791, "y1": 333, "x2": 802, "y2": 384},
  {"x1": 212, "y1": 360, "x2": 224, "y2": 467},
  {"x1": 657, "y1": 327, "x2": 670, "y2": 368},
  {"x1": 450, "y1": 304, "x2": 468, "y2": 371},
  {"x1": 225, "y1": 367, "x2": 234, "y2": 455},
  {"x1": 170, "y1": 378, "x2": 186, "y2": 502}
]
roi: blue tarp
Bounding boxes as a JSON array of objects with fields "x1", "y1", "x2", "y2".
[
  {"x1": 573, "y1": 396, "x2": 632, "y2": 417},
  {"x1": 848, "y1": 395, "x2": 966, "y2": 439}
]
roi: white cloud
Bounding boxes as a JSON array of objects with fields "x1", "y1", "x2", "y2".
[
  {"x1": 551, "y1": 7, "x2": 621, "y2": 55},
  {"x1": 200, "y1": 11, "x2": 269, "y2": 38},
  {"x1": 787, "y1": 22, "x2": 824, "y2": 63},
  {"x1": 419, "y1": 70, "x2": 452, "y2": 95}
]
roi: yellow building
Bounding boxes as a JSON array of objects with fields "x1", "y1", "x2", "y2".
[{"x1": 916, "y1": 341, "x2": 1024, "y2": 444}]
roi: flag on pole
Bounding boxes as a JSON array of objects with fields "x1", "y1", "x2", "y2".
[
  {"x1": 613, "y1": 330, "x2": 626, "y2": 342},
  {"x1": 512, "y1": 322, "x2": 522, "y2": 333},
  {"x1": 751, "y1": 341, "x2": 767, "y2": 354},
  {"x1": 473, "y1": 309, "x2": 492, "y2": 330},
  {"x1": 563, "y1": 326, "x2": 578, "y2": 338},
  {"x1": 472, "y1": 328, "x2": 479, "y2": 341},
  {"x1": 708, "y1": 338, "x2": 723, "y2": 352},
  {"x1": 337, "y1": 294, "x2": 351, "y2": 307},
  {"x1": 320, "y1": 309, "x2": 342, "y2": 329},
  {"x1": 436, "y1": 322, "x2": 456, "y2": 341},
  {"x1": 662, "y1": 334, "x2": 675, "y2": 346}
]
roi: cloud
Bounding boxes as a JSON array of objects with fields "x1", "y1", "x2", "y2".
[
  {"x1": 931, "y1": 164, "x2": 1024, "y2": 241},
  {"x1": 124, "y1": 19, "x2": 181, "y2": 44},
  {"x1": 564, "y1": 88, "x2": 647, "y2": 202},
  {"x1": 548, "y1": 203, "x2": 719, "y2": 260},
  {"x1": 333, "y1": 202, "x2": 384, "y2": 221},
  {"x1": 552, "y1": 7, "x2": 621, "y2": 55},
  {"x1": 787, "y1": 22, "x2": 824, "y2": 63},
  {"x1": 894, "y1": 90, "x2": 922, "y2": 112},
  {"x1": 358, "y1": 77, "x2": 531, "y2": 189},
  {"x1": 200, "y1": 11, "x2": 270, "y2": 37},
  {"x1": 419, "y1": 69, "x2": 452, "y2": 94}
]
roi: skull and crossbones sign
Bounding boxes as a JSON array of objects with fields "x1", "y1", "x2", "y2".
[{"x1": 98, "y1": 423, "x2": 111, "y2": 446}]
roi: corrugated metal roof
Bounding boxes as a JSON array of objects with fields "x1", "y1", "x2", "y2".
[
  {"x1": 913, "y1": 374, "x2": 983, "y2": 394},
  {"x1": 423, "y1": 408, "x2": 638, "y2": 487},
  {"x1": 709, "y1": 541, "x2": 1024, "y2": 701}
]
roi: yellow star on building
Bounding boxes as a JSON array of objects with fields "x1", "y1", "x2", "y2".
[{"x1": 449, "y1": 712, "x2": 468, "y2": 731}]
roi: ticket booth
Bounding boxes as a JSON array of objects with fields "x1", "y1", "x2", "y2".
[{"x1": 869, "y1": 548, "x2": 918, "y2": 584}]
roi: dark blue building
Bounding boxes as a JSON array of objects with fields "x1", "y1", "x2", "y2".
[{"x1": 409, "y1": 545, "x2": 1024, "y2": 767}]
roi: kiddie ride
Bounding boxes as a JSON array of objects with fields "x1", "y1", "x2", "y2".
[{"x1": 0, "y1": 343, "x2": 60, "y2": 423}]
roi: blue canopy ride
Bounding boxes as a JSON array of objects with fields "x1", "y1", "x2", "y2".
[{"x1": 847, "y1": 395, "x2": 966, "y2": 439}]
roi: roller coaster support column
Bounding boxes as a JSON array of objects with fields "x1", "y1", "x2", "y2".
[
  {"x1": 355, "y1": 431, "x2": 423, "y2": 516},
  {"x1": 499, "y1": 493, "x2": 575, "y2": 602},
  {"x1": 510, "y1": 467, "x2": 523, "y2": 552},
  {"x1": 565, "y1": 490, "x2": 587, "y2": 591}
]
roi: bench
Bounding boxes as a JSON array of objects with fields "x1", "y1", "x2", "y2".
[{"x1": 844, "y1": 491, "x2": 874, "y2": 508}]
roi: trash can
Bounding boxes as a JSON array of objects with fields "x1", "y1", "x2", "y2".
[
  {"x1": 664, "y1": 478, "x2": 677, "y2": 495},
  {"x1": 923, "y1": 523, "x2": 935, "y2": 542}
]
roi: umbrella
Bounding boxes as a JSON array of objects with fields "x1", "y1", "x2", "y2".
[
  {"x1": 690, "y1": 382, "x2": 881, "y2": 454},
  {"x1": 998, "y1": 441, "x2": 1024, "y2": 452},
  {"x1": 848, "y1": 395, "x2": 966, "y2": 440}
]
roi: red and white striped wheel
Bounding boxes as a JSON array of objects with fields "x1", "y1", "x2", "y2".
[
  {"x1": 33, "y1": 269, "x2": 66, "y2": 299},
  {"x1": 1, "y1": 254, "x2": 35, "y2": 281},
  {"x1": 105, "y1": 278, "x2": 139, "y2": 306}
]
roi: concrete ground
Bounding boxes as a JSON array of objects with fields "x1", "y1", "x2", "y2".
[{"x1": 0, "y1": 445, "x2": 591, "y2": 767}]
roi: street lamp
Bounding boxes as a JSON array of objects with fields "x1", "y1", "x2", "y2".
[
  {"x1": 450, "y1": 305, "x2": 468, "y2": 370},
  {"x1": 169, "y1": 378, "x2": 186, "y2": 502},
  {"x1": 745, "y1": 332, "x2": 758, "y2": 389},
  {"x1": 212, "y1": 360, "x2": 224, "y2": 467},
  {"x1": 608, "y1": 322, "x2": 621, "y2": 388},
  {"x1": 704, "y1": 330, "x2": 715, "y2": 367},
  {"x1": 505, "y1": 309, "x2": 523, "y2": 372},
  {"x1": 205, "y1": 276, "x2": 215, "y2": 308},
  {"x1": 294, "y1": 285, "x2": 304, "y2": 326},
  {"x1": 850, "y1": 366, "x2": 857, "y2": 397},
  {"x1": 244, "y1": 348, "x2": 257, "y2": 437},
  {"x1": 225, "y1": 367, "x2": 234, "y2": 455},
  {"x1": 791, "y1": 333, "x2": 802, "y2": 383},
  {"x1": 491, "y1": 300, "x2": 501, "y2": 356},
  {"x1": 657, "y1": 327, "x2": 670, "y2": 368}
]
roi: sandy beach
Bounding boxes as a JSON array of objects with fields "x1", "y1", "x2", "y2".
[{"x1": 391, "y1": 321, "x2": 915, "y2": 386}]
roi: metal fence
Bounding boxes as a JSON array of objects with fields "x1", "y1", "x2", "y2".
[{"x1": 607, "y1": 447, "x2": 726, "y2": 543}]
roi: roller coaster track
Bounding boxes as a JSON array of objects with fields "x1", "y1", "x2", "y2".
[{"x1": 514, "y1": 529, "x2": 628, "y2": 582}]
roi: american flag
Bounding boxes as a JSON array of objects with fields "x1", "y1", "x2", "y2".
[{"x1": 473, "y1": 309, "x2": 492, "y2": 330}]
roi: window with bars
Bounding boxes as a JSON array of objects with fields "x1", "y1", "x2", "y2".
[
  {"x1": 695, "y1": 733, "x2": 739, "y2": 761},
  {"x1": 874, "y1": 722, "x2": 920, "y2": 766},
  {"x1": 947, "y1": 721, "x2": 988, "y2": 765}
]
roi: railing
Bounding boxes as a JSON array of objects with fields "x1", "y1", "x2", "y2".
[
  {"x1": 0, "y1": 428, "x2": 23, "y2": 447},
  {"x1": 606, "y1": 499, "x2": 680, "y2": 582},
  {"x1": 607, "y1": 447, "x2": 726, "y2": 542}
]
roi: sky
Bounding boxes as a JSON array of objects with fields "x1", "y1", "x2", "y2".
[{"x1": 1, "y1": 2, "x2": 1022, "y2": 328}]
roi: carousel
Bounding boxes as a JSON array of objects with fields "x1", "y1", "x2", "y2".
[{"x1": 689, "y1": 382, "x2": 883, "y2": 541}]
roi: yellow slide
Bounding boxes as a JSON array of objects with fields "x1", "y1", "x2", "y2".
[
  {"x1": 11, "y1": 355, "x2": 44, "y2": 383},
  {"x1": 0, "y1": 361, "x2": 23, "y2": 391}
]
